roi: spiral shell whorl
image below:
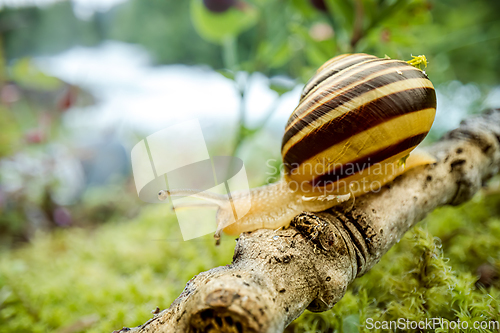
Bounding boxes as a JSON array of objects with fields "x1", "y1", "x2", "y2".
[{"x1": 281, "y1": 53, "x2": 436, "y2": 196}]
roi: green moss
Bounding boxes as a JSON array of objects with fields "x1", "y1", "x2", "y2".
[
  {"x1": 0, "y1": 207, "x2": 235, "y2": 332},
  {"x1": 0, "y1": 191, "x2": 499, "y2": 332}
]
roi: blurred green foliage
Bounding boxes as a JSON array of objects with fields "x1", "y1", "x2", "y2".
[
  {"x1": 0, "y1": 55, "x2": 135, "y2": 247},
  {"x1": 1, "y1": 0, "x2": 499, "y2": 85},
  {"x1": 9, "y1": 58, "x2": 61, "y2": 91},
  {"x1": 1, "y1": 2, "x2": 104, "y2": 58},
  {"x1": 0, "y1": 106, "x2": 21, "y2": 158}
]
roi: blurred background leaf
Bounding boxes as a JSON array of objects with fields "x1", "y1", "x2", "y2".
[{"x1": 191, "y1": 0, "x2": 258, "y2": 45}]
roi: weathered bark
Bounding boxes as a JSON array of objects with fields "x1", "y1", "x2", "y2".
[{"x1": 114, "y1": 109, "x2": 500, "y2": 333}]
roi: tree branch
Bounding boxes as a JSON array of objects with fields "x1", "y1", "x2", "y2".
[{"x1": 114, "y1": 109, "x2": 500, "y2": 333}]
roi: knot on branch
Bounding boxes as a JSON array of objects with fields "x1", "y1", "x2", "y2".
[
  {"x1": 189, "y1": 291, "x2": 260, "y2": 333},
  {"x1": 168, "y1": 267, "x2": 276, "y2": 333},
  {"x1": 290, "y1": 210, "x2": 372, "y2": 310}
]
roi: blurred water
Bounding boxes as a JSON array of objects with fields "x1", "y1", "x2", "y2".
[
  {"x1": 36, "y1": 41, "x2": 302, "y2": 146},
  {"x1": 433, "y1": 81, "x2": 497, "y2": 137}
]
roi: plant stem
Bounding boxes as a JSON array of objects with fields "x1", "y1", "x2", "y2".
[
  {"x1": 222, "y1": 36, "x2": 238, "y2": 72},
  {"x1": 350, "y1": 0, "x2": 364, "y2": 51},
  {"x1": 222, "y1": 35, "x2": 247, "y2": 158},
  {"x1": 230, "y1": 81, "x2": 247, "y2": 157}
]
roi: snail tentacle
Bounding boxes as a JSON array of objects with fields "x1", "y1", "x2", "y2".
[
  {"x1": 157, "y1": 189, "x2": 228, "y2": 206},
  {"x1": 171, "y1": 202, "x2": 220, "y2": 211}
]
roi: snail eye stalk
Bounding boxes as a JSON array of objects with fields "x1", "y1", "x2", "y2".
[{"x1": 157, "y1": 189, "x2": 229, "y2": 207}]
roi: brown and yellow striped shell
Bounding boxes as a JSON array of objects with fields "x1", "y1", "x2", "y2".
[{"x1": 281, "y1": 53, "x2": 437, "y2": 196}]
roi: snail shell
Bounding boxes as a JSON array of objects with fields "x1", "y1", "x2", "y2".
[{"x1": 282, "y1": 53, "x2": 436, "y2": 197}]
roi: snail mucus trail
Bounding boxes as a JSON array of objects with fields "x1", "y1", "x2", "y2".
[{"x1": 158, "y1": 53, "x2": 437, "y2": 244}]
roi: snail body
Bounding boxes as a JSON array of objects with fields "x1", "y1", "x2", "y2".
[{"x1": 159, "y1": 53, "x2": 437, "y2": 242}]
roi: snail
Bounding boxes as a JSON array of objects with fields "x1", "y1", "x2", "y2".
[{"x1": 159, "y1": 53, "x2": 437, "y2": 244}]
